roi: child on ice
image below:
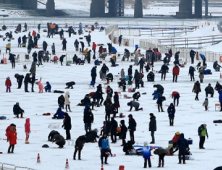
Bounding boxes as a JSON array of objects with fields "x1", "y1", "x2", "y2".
[
  {"x1": 44, "y1": 81, "x2": 51, "y2": 92},
  {"x1": 203, "y1": 98, "x2": 208, "y2": 111},
  {"x1": 5, "y1": 77, "x2": 12, "y2": 92},
  {"x1": 25, "y1": 118, "x2": 30, "y2": 144},
  {"x1": 37, "y1": 77, "x2": 43, "y2": 93}
]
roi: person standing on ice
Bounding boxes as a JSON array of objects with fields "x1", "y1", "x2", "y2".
[
  {"x1": 24, "y1": 118, "x2": 30, "y2": 144},
  {"x1": 143, "y1": 142, "x2": 152, "y2": 168},
  {"x1": 118, "y1": 35, "x2": 122, "y2": 46},
  {"x1": 128, "y1": 114, "x2": 136, "y2": 144},
  {"x1": 172, "y1": 64, "x2": 180, "y2": 82},
  {"x1": 198, "y1": 124, "x2": 208, "y2": 149},
  {"x1": 62, "y1": 112, "x2": 72, "y2": 140},
  {"x1": 7, "y1": 125, "x2": 17, "y2": 153},
  {"x1": 192, "y1": 81, "x2": 201, "y2": 101},
  {"x1": 203, "y1": 98, "x2": 208, "y2": 111},
  {"x1": 73, "y1": 135, "x2": 86, "y2": 160},
  {"x1": 149, "y1": 113, "x2": 156, "y2": 144},
  {"x1": 65, "y1": 91, "x2": 72, "y2": 112},
  {"x1": 167, "y1": 103, "x2": 175, "y2": 126},
  {"x1": 176, "y1": 133, "x2": 188, "y2": 164},
  {"x1": 5, "y1": 77, "x2": 12, "y2": 92},
  {"x1": 98, "y1": 133, "x2": 112, "y2": 165}
]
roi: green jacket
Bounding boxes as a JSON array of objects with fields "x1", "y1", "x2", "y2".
[{"x1": 198, "y1": 124, "x2": 208, "y2": 137}]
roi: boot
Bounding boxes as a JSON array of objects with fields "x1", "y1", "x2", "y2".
[
  {"x1": 162, "y1": 163, "x2": 164, "y2": 167},
  {"x1": 157, "y1": 163, "x2": 161, "y2": 167}
]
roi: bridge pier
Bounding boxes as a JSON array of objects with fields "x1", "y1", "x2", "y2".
[
  {"x1": 134, "y1": 0, "x2": 143, "y2": 18},
  {"x1": 176, "y1": 0, "x2": 192, "y2": 18},
  {"x1": 90, "y1": 0, "x2": 105, "y2": 17},
  {"x1": 46, "y1": 0, "x2": 55, "y2": 17},
  {"x1": 195, "y1": 0, "x2": 202, "y2": 18}
]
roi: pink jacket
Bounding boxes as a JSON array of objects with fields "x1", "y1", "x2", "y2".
[
  {"x1": 38, "y1": 79, "x2": 43, "y2": 89},
  {"x1": 25, "y1": 118, "x2": 30, "y2": 133}
]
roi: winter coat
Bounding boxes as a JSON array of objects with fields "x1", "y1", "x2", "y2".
[
  {"x1": 133, "y1": 92, "x2": 140, "y2": 100},
  {"x1": 120, "y1": 69, "x2": 125, "y2": 79},
  {"x1": 128, "y1": 66, "x2": 132, "y2": 76},
  {"x1": 176, "y1": 133, "x2": 188, "y2": 150},
  {"x1": 55, "y1": 107, "x2": 64, "y2": 119},
  {"x1": 143, "y1": 147, "x2": 151, "y2": 159},
  {"x1": 161, "y1": 64, "x2": 169, "y2": 73},
  {"x1": 38, "y1": 79, "x2": 43, "y2": 89},
  {"x1": 173, "y1": 66, "x2": 180, "y2": 75},
  {"x1": 83, "y1": 110, "x2": 94, "y2": 123},
  {"x1": 134, "y1": 51, "x2": 139, "y2": 61},
  {"x1": 167, "y1": 103, "x2": 175, "y2": 118},
  {"x1": 29, "y1": 62, "x2": 36, "y2": 74},
  {"x1": 189, "y1": 66, "x2": 195, "y2": 76},
  {"x1": 98, "y1": 136, "x2": 109, "y2": 150},
  {"x1": 92, "y1": 42, "x2": 96, "y2": 50},
  {"x1": 58, "y1": 95, "x2": 65, "y2": 106},
  {"x1": 128, "y1": 117, "x2": 137, "y2": 131},
  {"x1": 219, "y1": 91, "x2": 222, "y2": 102},
  {"x1": 171, "y1": 91, "x2": 180, "y2": 98},
  {"x1": 139, "y1": 58, "x2": 145, "y2": 67},
  {"x1": 85, "y1": 131, "x2": 99, "y2": 142},
  {"x1": 101, "y1": 65, "x2": 109, "y2": 74},
  {"x1": 215, "y1": 82, "x2": 222, "y2": 92},
  {"x1": 63, "y1": 113, "x2": 72, "y2": 130},
  {"x1": 13, "y1": 104, "x2": 24, "y2": 115},
  {"x1": 128, "y1": 101, "x2": 139, "y2": 110},
  {"x1": 25, "y1": 118, "x2": 30, "y2": 133},
  {"x1": 149, "y1": 116, "x2": 157, "y2": 131},
  {"x1": 193, "y1": 82, "x2": 201, "y2": 93},
  {"x1": 114, "y1": 93, "x2": 120, "y2": 108},
  {"x1": 205, "y1": 85, "x2": 214, "y2": 94},
  {"x1": 8, "y1": 129, "x2": 17, "y2": 145},
  {"x1": 91, "y1": 67, "x2": 97, "y2": 77},
  {"x1": 53, "y1": 134, "x2": 66, "y2": 145},
  {"x1": 134, "y1": 70, "x2": 140, "y2": 81},
  {"x1": 95, "y1": 85, "x2": 103, "y2": 99},
  {"x1": 104, "y1": 99, "x2": 112, "y2": 111},
  {"x1": 199, "y1": 69, "x2": 204, "y2": 79},
  {"x1": 198, "y1": 124, "x2": 208, "y2": 137},
  {"x1": 65, "y1": 91, "x2": 70, "y2": 105},
  {"x1": 75, "y1": 135, "x2": 86, "y2": 149},
  {"x1": 154, "y1": 148, "x2": 167, "y2": 155},
  {"x1": 156, "y1": 96, "x2": 165, "y2": 104},
  {"x1": 5, "y1": 78, "x2": 11, "y2": 87},
  {"x1": 120, "y1": 120, "x2": 127, "y2": 139},
  {"x1": 172, "y1": 133, "x2": 180, "y2": 143},
  {"x1": 203, "y1": 99, "x2": 208, "y2": 106},
  {"x1": 110, "y1": 119, "x2": 118, "y2": 132}
]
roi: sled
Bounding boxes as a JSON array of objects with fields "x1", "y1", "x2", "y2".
[{"x1": 213, "y1": 120, "x2": 222, "y2": 123}]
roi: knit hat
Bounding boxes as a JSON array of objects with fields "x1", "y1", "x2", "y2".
[{"x1": 176, "y1": 131, "x2": 180, "y2": 135}]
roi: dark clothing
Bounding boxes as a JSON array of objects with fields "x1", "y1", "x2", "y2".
[
  {"x1": 73, "y1": 135, "x2": 86, "y2": 160},
  {"x1": 176, "y1": 133, "x2": 188, "y2": 163},
  {"x1": 13, "y1": 104, "x2": 24, "y2": 117},
  {"x1": 58, "y1": 95, "x2": 65, "y2": 108},
  {"x1": 128, "y1": 117, "x2": 137, "y2": 143},
  {"x1": 110, "y1": 119, "x2": 118, "y2": 143}
]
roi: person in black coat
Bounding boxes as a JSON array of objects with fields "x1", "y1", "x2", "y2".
[
  {"x1": 176, "y1": 133, "x2": 189, "y2": 164},
  {"x1": 31, "y1": 73, "x2": 36, "y2": 92},
  {"x1": 62, "y1": 38, "x2": 67, "y2": 51},
  {"x1": 95, "y1": 84, "x2": 104, "y2": 106},
  {"x1": 14, "y1": 74, "x2": 24, "y2": 89},
  {"x1": 86, "y1": 34, "x2": 91, "y2": 47},
  {"x1": 48, "y1": 130, "x2": 60, "y2": 141},
  {"x1": 189, "y1": 66, "x2": 195, "y2": 81},
  {"x1": 213, "y1": 61, "x2": 221, "y2": 71},
  {"x1": 43, "y1": 41, "x2": 48, "y2": 52},
  {"x1": 58, "y1": 95, "x2": 65, "y2": 109},
  {"x1": 60, "y1": 55, "x2": 66, "y2": 66},
  {"x1": 205, "y1": 83, "x2": 214, "y2": 97},
  {"x1": 78, "y1": 94, "x2": 91, "y2": 106},
  {"x1": 62, "y1": 112, "x2": 72, "y2": 140},
  {"x1": 13, "y1": 102, "x2": 24, "y2": 118},
  {"x1": 101, "y1": 64, "x2": 109, "y2": 80},
  {"x1": 149, "y1": 113, "x2": 156, "y2": 144},
  {"x1": 128, "y1": 114, "x2": 137, "y2": 144},
  {"x1": 110, "y1": 117, "x2": 118, "y2": 143},
  {"x1": 190, "y1": 50, "x2": 196, "y2": 64},
  {"x1": 160, "y1": 64, "x2": 169, "y2": 80},
  {"x1": 32, "y1": 51, "x2": 38, "y2": 63},
  {"x1": 91, "y1": 66, "x2": 97, "y2": 83},
  {"x1": 120, "y1": 120, "x2": 127, "y2": 146},
  {"x1": 139, "y1": 58, "x2": 145, "y2": 73},
  {"x1": 147, "y1": 71, "x2": 155, "y2": 82},
  {"x1": 128, "y1": 65, "x2": 133, "y2": 76},
  {"x1": 167, "y1": 103, "x2": 175, "y2": 126},
  {"x1": 80, "y1": 41, "x2": 84, "y2": 52},
  {"x1": 215, "y1": 81, "x2": 222, "y2": 93},
  {"x1": 9, "y1": 53, "x2": 16, "y2": 68},
  {"x1": 133, "y1": 92, "x2": 141, "y2": 101},
  {"x1": 134, "y1": 69, "x2": 140, "y2": 89},
  {"x1": 157, "y1": 96, "x2": 166, "y2": 112},
  {"x1": 86, "y1": 129, "x2": 99, "y2": 142},
  {"x1": 24, "y1": 73, "x2": 31, "y2": 92},
  {"x1": 73, "y1": 135, "x2": 87, "y2": 160},
  {"x1": 83, "y1": 106, "x2": 94, "y2": 134},
  {"x1": 74, "y1": 39, "x2": 79, "y2": 51},
  {"x1": 106, "y1": 86, "x2": 113, "y2": 98},
  {"x1": 118, "y1": 35, "x2": 122, "y2": 46}
]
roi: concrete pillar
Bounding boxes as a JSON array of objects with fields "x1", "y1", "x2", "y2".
[
  {"x1": 90, "y1": 0, "x2": 105, "y2": 17},
  {"x1": 195, "y1": 0, "x2": 202, "y2": 18},
  {"x1": 205, "y1": 0, "x2": 208, "y2": 18},
  {"x1": 176, "y1": 0, "x2": 192, "y2": 18},
  {"x1": 108, "y1": 0, "x2": 117, "y2": 17},
  {"x1": 134, "y1": 0, "x2": 143, "y2": 18},
  {"x1": 46, "y1": 0, "x2": 55, "y2": 17}
]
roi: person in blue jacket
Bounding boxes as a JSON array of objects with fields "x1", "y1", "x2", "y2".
[
  {"x1": 44, "y1": 81, "x2": 51, "y2": 92},
  {"x1": 143, "y1": 142, "x2": 152, "y2": 168},
  {"x1": 167, "y1": 103, "x2": 175, "y2": 126},
  {"x1": 98, "y1": 133, "x2": 112, "y2": 165},
  {"x1": 176, "y1": 133, "x2": 188, "y2": 164},
  {"x1": 219, "y1": 91, "x2": 222, "y2": 111},
  {"x1": 52, "y1": 107, "x2": 64, "y2": 119}
]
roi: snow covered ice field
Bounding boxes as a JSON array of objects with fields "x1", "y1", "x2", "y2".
[{"x1": 0, "y1": 21, "x2": 222, "y2": 170}]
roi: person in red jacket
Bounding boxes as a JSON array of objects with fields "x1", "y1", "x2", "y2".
[
  {"x1": 171, "y1": 91, "x2": 180, "y2": 106},
  {"x1": 92, "y1": 42, "x2": 96, "y2": 55},
  {"x1": 7, "y1": 126, "x2": 17, "y2": 153},
  {"x1": 5, "y1": 77, "x2": 12, "y2": 92},
  {"x1": 25, "y1": 118, "x2": 31, "y2": 144},
  {"x1": 172, "y1": 65, "x2": 180, "y2": 82},
  {"x1": 6, "y1": 124, "x2": 16, "y2": 141}
]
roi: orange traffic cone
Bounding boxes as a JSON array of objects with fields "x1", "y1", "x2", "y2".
[
  {"x1": 101, "y1": 164, "x2": 104, "y2": 170},
  {"x1": 37, "y1": 153, "x2": 40, "y2": 163},
  {"x1": 65, "y1": 159, "x2": 69, "y2": 169}
]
